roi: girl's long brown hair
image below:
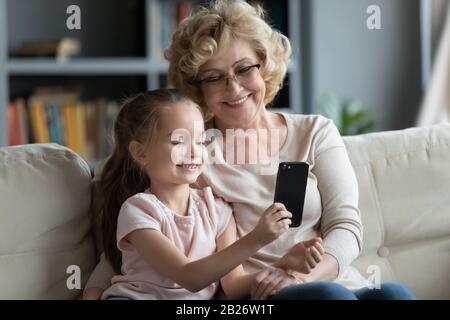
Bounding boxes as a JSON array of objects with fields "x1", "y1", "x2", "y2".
[{"x1": 98, "y1": 89, "x2": 197, "y2": 274}]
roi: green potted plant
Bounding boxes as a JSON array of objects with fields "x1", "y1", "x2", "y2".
[{"x1": 318, "y1": 93, "x2": 376, "y2": 136}]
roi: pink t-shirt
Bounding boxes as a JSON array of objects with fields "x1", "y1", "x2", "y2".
[{"x1": 101, "y1": 187, "x2": 232, "y2": 300}]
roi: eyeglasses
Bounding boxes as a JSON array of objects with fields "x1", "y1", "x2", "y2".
[{"x1": 195, "y1": 64, "x2": 261, "y2": 91}]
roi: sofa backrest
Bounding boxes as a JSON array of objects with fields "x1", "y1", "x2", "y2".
[
  {"x1": 0, "y1": 143, "x2": 96, "y2": 299},
  {"x1": 1, "y1": 124, "x2": 449, "y2": 299},
  {"x1": 343, "y1": 124, "x2": 450, "y2": 299}
]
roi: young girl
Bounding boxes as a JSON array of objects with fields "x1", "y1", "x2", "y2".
[{"x1": 95, "y1": 89, "x2": 324, "y2": 300}]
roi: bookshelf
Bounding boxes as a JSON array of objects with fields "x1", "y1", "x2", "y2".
[
  {"x1": 0, "y1": 0, "x2": 303, "y2": 164},
  {"x1": 0, "y1": 0, "x2": 7, "y2": 147}
]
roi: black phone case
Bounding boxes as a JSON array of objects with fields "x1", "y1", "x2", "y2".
[{"x1": 273, "y1": 162, "x2": 309, "y2": 227}]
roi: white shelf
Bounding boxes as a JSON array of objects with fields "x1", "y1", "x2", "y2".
[{"x1": 7, "y1": 58, "x2": 168, "y2": 75}]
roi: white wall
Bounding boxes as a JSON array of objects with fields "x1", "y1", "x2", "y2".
[{"x1": 309, "y1": 0, "x2": 422, "y2": 131}]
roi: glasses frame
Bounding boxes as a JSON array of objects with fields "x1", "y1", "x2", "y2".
[{"x1": 195, "y1": 63, "x2": 261, "y2": 87}]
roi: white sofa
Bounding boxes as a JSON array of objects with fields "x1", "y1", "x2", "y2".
[{"x1": 1, "y1": 123, "x2": 449, "y2": 299}]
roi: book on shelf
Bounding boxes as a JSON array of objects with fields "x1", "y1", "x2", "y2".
[
  {"x1": 147, "y1": 0, "x2": 286, "y2": 61},
  {"x1": 7, "y1": 99, "x2": 29, "y2": 146},
  {"x1": 7, "y1": 87, "x2": 121, "y2": 164},
  {"x1": 149, "y1": 0, "x2": 193, "y2": 61},
  {"x1": 178, "y1": 1, "x2": 193, "y2": 22}
]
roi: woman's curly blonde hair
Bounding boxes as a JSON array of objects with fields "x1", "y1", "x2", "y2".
[{"x1": 165, "y1": 0, "x2": 292, "y2": 114}]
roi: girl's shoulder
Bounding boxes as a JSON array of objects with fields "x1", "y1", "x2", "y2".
[
  {"x1": 124, "y1": 190, "x2": 159, "y2": 205},
  {"x1": 190, "y1": 187, "x2": 233, "y2": 235},
  {"x1": 189, "y1": 186, "x2": 213, "y2": 210},
  {"x1": 119, "y1": 191, "x2": 165, "y2": 220},
  {"x1": 190, "y1": 185, "x2": 212, "y2": 198},
  {"x1": 190, "y1": 186, "x2": 225, "y2": 207},
  {"x1": 190, "y1": 187, "x2": 232, "y2": 217}
]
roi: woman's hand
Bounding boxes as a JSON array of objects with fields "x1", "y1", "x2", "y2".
[
  {"x1": 249, "y1": 203, "x2": 292, "y2": 246},
  {"x1": 251, "y1": 267, "x2": 302, "y2": 300},
  {"x1": 275, "y1": 237, "x2": 324, "y2": 274}
]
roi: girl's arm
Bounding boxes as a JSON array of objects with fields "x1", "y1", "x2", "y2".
[
  {"x1": 127, "y1": 203, "x2": 291, "y2": 293},
  {"x1": 216, "y1": 216, "x2": 261, "y2": 299}
]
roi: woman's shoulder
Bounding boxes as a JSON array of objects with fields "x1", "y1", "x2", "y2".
[
  {"x1": 279, "y1": 112, "x2": 343, "y2": 156},
  {"x1": 281, "y1": 112, "x2": 335, "y2": 132}
]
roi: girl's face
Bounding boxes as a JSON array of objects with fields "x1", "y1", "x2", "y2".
[
  {"x1": 139, "y1": 103, "x2": 206, "y2": 187},
  {"x1": 197, "y1": 38, "x2": 266, "y2": 128}
]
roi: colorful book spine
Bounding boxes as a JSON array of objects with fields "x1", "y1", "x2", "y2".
[
  {"x1": 46, "y1": 103, "x2": 65, "y2": 146},
  {"x1": 30, "y1": 99, "x2": 50, "y2": 144},
  {"x1": 7, "y1": 99, "x2": 29, "y2": 146}
]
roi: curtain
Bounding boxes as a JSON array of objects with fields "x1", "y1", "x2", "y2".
[{"x1": 417, "y1": 0, "x2": 450, "y2": 126}]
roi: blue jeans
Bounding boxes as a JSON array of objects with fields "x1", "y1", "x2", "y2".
[
  {"x1": 270, "y1": 281, "x2": 416, "y2": 300},
  {"x1": 105, "y1": 296, "x2": 132, "y2": 300}
]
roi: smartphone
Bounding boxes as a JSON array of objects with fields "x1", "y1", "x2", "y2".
[{"x1": 273, "y1": 162, "x2": 309, "y2": 228}]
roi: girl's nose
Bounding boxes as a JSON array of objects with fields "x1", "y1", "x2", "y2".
[{"x1": 191, "y1": 141, "x2": 200, "y2": 157}]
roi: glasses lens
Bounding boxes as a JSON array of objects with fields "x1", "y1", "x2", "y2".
[{"x1": 200, "y1": 64, "x2": 259, "y2": 91}]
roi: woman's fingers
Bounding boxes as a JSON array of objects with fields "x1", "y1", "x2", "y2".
[
  {"x1": 251, "y1": 268, "x2": 273, "y2": 298},
  {"x1": 272, "y1": 279, "x2": 290, "y2": 297},
  {"x1": 272, "y1": 274, "x2": 301, "y2": 296},
  {"x1": 253, "y1": 269, "x2": 279, "y2": 300},
  {"x1": 259, "y1": 272, "x2": 284, "y2": 300}
]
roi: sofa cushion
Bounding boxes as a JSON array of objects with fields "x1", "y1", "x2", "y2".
[
  {"x1": 0, "y1": 143, "x2": 96, "y2": 299},
  {"x1": 343, "y1": 124, "x2": 450, "y2": 299}
]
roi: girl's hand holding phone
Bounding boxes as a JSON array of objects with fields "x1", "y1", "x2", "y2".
[{"x1": 249, "y1": 202, "x2": 292, "y2": 247}]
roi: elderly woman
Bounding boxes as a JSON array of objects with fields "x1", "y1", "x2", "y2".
[{"x1": 84, "y1": 0, "x2": 414, "y2": 300}]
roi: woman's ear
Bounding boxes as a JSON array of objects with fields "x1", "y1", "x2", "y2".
[{"x1": 129, "y1": 140, "x2": 148, "y2": 167}]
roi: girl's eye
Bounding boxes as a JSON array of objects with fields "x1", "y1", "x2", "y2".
[{"x1": 171, "y1": 141, "x2": 183, "y2": 145}]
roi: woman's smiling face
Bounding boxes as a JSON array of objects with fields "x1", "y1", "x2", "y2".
[{"x1": 197, "y1": 38, "x2": 266, "y2": 128}]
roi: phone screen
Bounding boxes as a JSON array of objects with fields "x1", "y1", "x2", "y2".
[{"x1": 273, "y1": 162, "x2": 309, "y2": 227}]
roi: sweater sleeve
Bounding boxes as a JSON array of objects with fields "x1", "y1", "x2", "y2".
[
  {"x1": 312, "y1": 119, "x2": 363, "y2": 276},
  {"x1": 85, "y1": 252, "x2": 117, "y2": 290}
]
